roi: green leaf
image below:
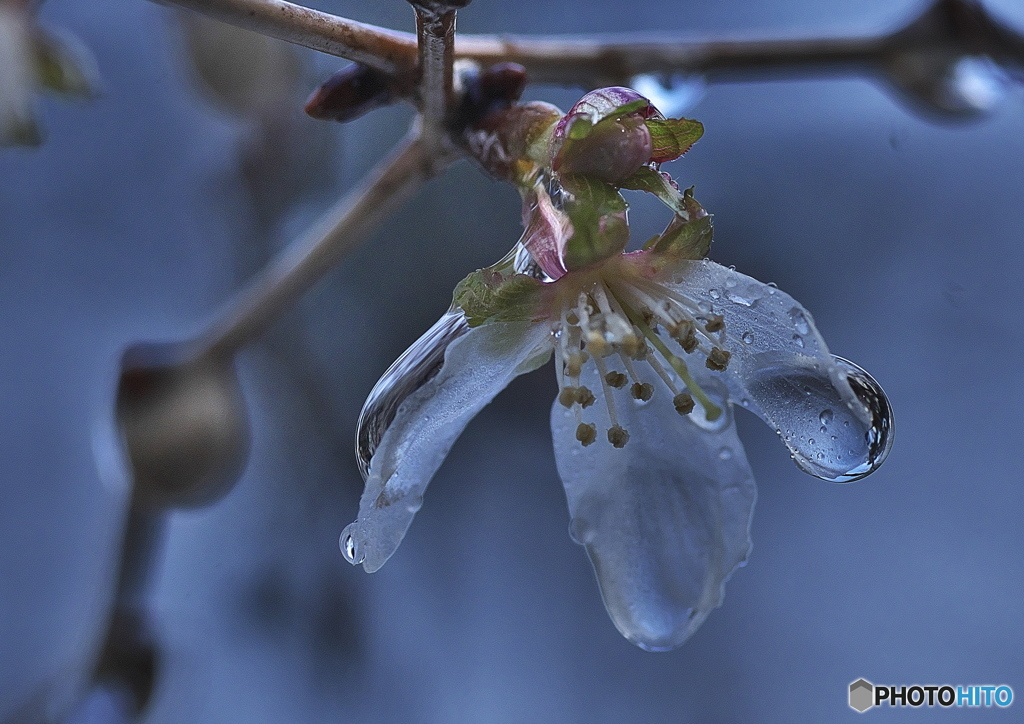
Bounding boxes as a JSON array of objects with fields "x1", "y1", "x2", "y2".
[
  {"x1": 453, "y1": 269, "x2": 547, "y2": 327},
  {"x1": 646, "y1": 118, "x2": 703, "y2": 162}
]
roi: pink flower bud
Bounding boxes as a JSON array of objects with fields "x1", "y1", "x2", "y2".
[{"x1": 551, "y1": 87, "x2": 659, "y2": 184}]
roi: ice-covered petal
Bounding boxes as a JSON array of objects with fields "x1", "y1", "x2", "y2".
[
  {"x1": 662, "y1": 260, "x2": 892, "y2": 482},
  {"x1": 344, "y1": 314, "x2": 552, "y2": 572},
  {"x1": 551, "y1": 362, "x2": 755, "y2": 651}
]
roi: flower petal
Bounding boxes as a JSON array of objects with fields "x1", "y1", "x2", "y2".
[
  {"x1": 551, "y1": 362, "x2": 755, "y2": 651},
  {"x1": 662, "y1": 260, "x2": 888, "y2": 482},
  {"x1": 344, "y1": 314, "x2": 552, "y2": 572}
]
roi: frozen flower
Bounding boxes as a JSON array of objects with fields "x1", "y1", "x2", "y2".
[{"x1": 342, "y1": 88, "x2": 893, "y2": 650}]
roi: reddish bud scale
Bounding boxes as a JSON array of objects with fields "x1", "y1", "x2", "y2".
[{"x1": 305, "y1": 64, "x2": 397, "y2": 123}]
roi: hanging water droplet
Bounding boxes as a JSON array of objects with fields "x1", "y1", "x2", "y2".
[
  {"x1": 718, "y1": 446, "x2": 733, "y2": 460},
  {"x1": 885, "y1": 50, "x2": 1011, "y2": 120},
  {"x1": 744, "y1": 355, "x2": 893, "y2": 483},
  {"x1": 787, "y1": 307, "x2": 810, "y2": 335},
  {"x1": 630, "y1": 73, "x2": 707, "y2": 117},
  {"x1": 340, "y1": 528, "x2": 365, "y2": 565},
  {"x1": 741, "y1": 332, "x2": 754, "y2": 345},
  {"x1": 943, "y1": 56, "x2": 1010, "y2": 114}
]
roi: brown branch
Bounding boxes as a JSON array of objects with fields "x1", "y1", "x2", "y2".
[
  {"x1": 155, "y1": 0, "x2": 1024, "y2": 100},
  {"x1": 455, "y1": 34, "x2": 885, "y2": 87},
  {"x1": 155, "y1": 0, "x2": 418, "y2": 75},
  {"x1": 199, "y1": 133, "x2": 435, "y2": 359}
]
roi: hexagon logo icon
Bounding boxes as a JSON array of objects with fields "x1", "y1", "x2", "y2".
[{"x1": 850, "y1": 679, "x2": 874, "y2": 712}]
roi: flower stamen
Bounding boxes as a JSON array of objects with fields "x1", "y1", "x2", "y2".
[{"x1": 609, "y1": 285, "x2": 723, "y2": 421}]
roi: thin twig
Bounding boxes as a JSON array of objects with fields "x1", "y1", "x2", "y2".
[
  {"x1": 152, "y1": 0, "x2": 1024, "y2": 94},
  {"x1": 455, "y1": 34, "x2": 885, "y2": 87},
  {"x1": 154, "y1": 0, "x2": 417, "y2": 75},
  {"x1": 200, "y1": 133, "x2": 434, "y2": 359},
  {"x1": 414, "y1": 6, "x2": 457, "y2": 160}
]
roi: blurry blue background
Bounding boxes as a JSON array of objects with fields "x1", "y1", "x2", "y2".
[{"x1": 2, "y1": 0, "x2": 1022, "y2": 721}]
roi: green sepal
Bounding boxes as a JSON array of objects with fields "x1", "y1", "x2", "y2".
[
  {"x1": 644, "y1": 187, "x2": 713, "y2": 260},
  {"x1": 609, "y1": 98, "x2": 649, "y2": 117},
  {"x1": 559, "y1": 173, "x2": 629, "y2": 271},
  {"x1": 560, "y1": 173, "x2": 627, "y2": 216},
  {"x1": 645, "y1": 118, "x2": 703, "y2": 162},
  {"x1": 566, "y1": 116, "x2": 592, "y2": 140},
  {"x1": 453, "y1": 268, "x2": 547, "y2": 328},
  {"x1": 619, "y1": 166, "x2": 689, "y2": 216}
]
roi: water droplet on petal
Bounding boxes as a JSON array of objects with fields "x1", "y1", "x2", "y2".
[
  {"x1": 725, "y1": 290, "x2": 757, "y2": 307},
  {"x1": 741, "y1": 332, "x2": 754, "y2": 345},
  {"x1": 819, "y1": 409, "x2": 834, "y2": 425},
  {"x1": 718, "y1": 446, "x2": 733, "y2": 460},
  {"x1": 792, "y1": 334, "x2": 804, "y2": 348},
  {"x1": 787, "y1": 307, "x2": 810, "y2": 335},
  {"x1": 709, "y1": 289, "x2": 721, "y2": 300},
  {"x1": 746, "y1": 355, "x2": 893, "y2": 483}
]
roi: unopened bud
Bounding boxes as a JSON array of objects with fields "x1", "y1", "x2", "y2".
[{"x1": 305, "y1": 64, "x2": 396, "y2": 123}]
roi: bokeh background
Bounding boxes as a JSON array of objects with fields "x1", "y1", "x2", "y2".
[{"x1": 2, "y1": 0, "x2": 1023, "y2": 721}]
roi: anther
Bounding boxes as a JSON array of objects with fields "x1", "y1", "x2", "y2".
[
  {"x1": 704, "y1": 315, "x2": 725, "y2": 333},
  {"x1": 630, "y1": 382, "x2": 654, "y2": 401},
  {"x1": 559, "y1": 386, "x2": 578, "y2": 408},
  {"x1": 679, "y1": 328, "x2": 699, "y2": 354},
  {"x1": 576, "y1": 422, "x2": 597, "y2": 446},
  {"x1": 604, "y1": 371, "x2": 627, "y2": 388},
  {"x1": 586, "y1": 334, "x2": 610, "y2": 358},
  {"x1": 619, "y1": 332, "x2": 642, "y2": 358},
  {"x1": 706, "y1": 347, "x2": 731, "y2": 371},
  {"x1": 607, "y1": 425, "x2": 630, "y2": 448},
  {"x1": 673, "y1": 392, "x2": 695, "y2": 415},
  {"x1": 575, "y1": 386, "x2": 596, "y2": 408},
  {"x1": 672, "y1": 320, "x2": 698, "y2": 353},
  {"x1": 566, "y1": 352, "x2": 588, "y2": 377}
]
